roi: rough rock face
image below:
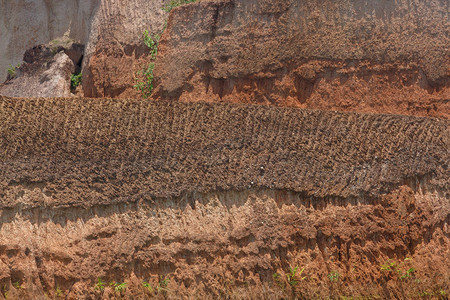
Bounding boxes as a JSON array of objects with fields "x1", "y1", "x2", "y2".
[
  {"x1": 0, "y1": 46, "x2": 76, "y2": 98},
  {"x1": 0, "y1": 96, "x2": 448, "y2": 298},
  {"x1": 0, "y1": 0, "x2": 100, "y2": 83},
  {"x1": 153, "y1": 0, "x2": 450, "y2": 118},
  {"x1": 0, "y1": 0, "x2": 169, "y2": 98}
]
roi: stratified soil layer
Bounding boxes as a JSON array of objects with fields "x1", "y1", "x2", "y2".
[
  {"x1": 153, "y1": 0, "x2": 449, "y2": 118},
  {"x1": 0, "y1": 96, "x2": 447, "y2": 207},
  {"x1": 0, "y1": 96, "x2": 448, "y2": 299}
]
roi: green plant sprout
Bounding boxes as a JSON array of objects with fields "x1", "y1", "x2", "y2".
[
  {"x1": 114, "y1": 282, "x2": 127, "y2": 292},
  {"x1": 134, "y1": 29, "x2": 159, "y2": 98},
  {"x1": 328, "y1": 270, "x2": 340, "y2": 282},
  {"x1": 55, "y1": 286, "x2": 63, "y2": 297},
  {"x1": 162, "y1": 0, "x2": 197, "y2": 13},
  {"x1": 134, "y1": 0, "x2": 197, "y2": 98},
  {"x1": 94, "y1": 278, "x2": 105, "y2": 291},
  {"x1": 143, "y1": 30, "x2": 160, "y2": 59},
  {"x1": 380, "y1": 257, "x2": 415, "y2": 280},
  {"x1": 12, "y1": 282, "x2": 23, "y2": 289},
  {"x1": 286, "y1": 266, "x2": 306, "y2": 286},
  {"x1": 142, "y1": 281, "x2": 153, "y2": 293},
  {"x1": 134, "y1": 63, "x2": 154, "y2": 98},
  {"x1": 70, "y1": 73, "x2": 82, "y2": 90},
  {"x1": 7, "y1": 63, "x2": 21, "y2": 79},
  {"x1": 157, "y1": 275, "x2": 170, "y2": 293}
]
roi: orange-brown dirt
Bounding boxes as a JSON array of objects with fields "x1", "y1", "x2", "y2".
[
  {"x1": 81, "y1": 0, "x2": 170, "y2": 99},
  {"x1": 153, "y1": 0, "x2": 449, "y2": 118},
  {"x1": 0, "y1": 96, "x2": 448, "y2": 299}
]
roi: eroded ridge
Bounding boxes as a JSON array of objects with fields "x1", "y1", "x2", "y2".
[{"x1": 0, "y1": 187, "x2": 448, "y2": 298}]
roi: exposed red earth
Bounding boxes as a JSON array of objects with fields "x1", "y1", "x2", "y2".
[
  {"x1": 153, "y1": 0, "x2": 449, "y2": 118},
  {"x1": 0, "y1": 97, "x2": 448, "y2": 299},
  {"x1": 0, "y1": 0, "x2": 448, "y2": 299}
]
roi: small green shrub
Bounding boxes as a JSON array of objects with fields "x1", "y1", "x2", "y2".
[
  {"x1": 134, "y1": 29, "x2": 159, "y2": 98},
  {"x1": 70, "y1": 73, "x2": 82, "y2": 90},
  {"x1": 94, "y1": 278, "x2": 105, "y2": 291},
  {"x1": 134, "y1": 63, "x2": 154, "y2": 98},
  {"x1": 142, "y1": 281, "x2": 153, "y2": 293},
  {"x1": 12, "y1": 282, "x2": 23, "y2": 289},
  {"x1": 162, "y1": 0, "x2": 197, "y2": 13},
  {"x1": 106, "y1": 281, "x2": 127, "y2": 293},
  {"x1": 134, "y1": 0, "x2": 197, "y2": 97},
  {"x1": 143, "y1": 30, "x2": 160, "y2": 59},
  {"x1": 328, "y1": 271, "x2": 340, "y2": 282},
  {"x1": 55, "y1": 286, "x2": 63, "y2": 297},
  {"x1": 399, "y1": 267, "x2": 415, "y2": 280},
  {"x1": 380, "y1": 257, "x2": 415, "y2": 281},
  {"x1": 7, "y1": 66, "x2": 15, "y2": 78},
  {"x1": 380, "y1": 259, "x2": 396, "y2": 272},
  {"x1": 157, "y1": 275, "x2": 170, "y2": 294},
  {"x1": 272, "y1": 272, "x2": 285, "y2": 290},
  {"x1": 7, "y1": 63, "x2": 21, "y2": 79},
  {"x1": 114, "y1": 282, "x2": 127, "y2": 293},
  {"x1": 286, "y1": 266, "x2": 306, "y2": 287}
]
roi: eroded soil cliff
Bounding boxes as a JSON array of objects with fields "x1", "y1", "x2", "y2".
[
  {"x1": 0, "y1": 96, "x2": 448, "y2": 299},
  {"x1": 153, "y1": 0, "x2": 449, "y2": 118},
  {"x1": 81, "y1": 0, "x2": 171, "y2": 98}
]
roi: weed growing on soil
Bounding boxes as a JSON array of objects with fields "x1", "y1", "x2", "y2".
[
  {"x1": 141, "y1": 275, "x2": 171, "y2": 296},
  {"x1": 113, "y1": 282, "x2": 127, "y2": 293},
  {"x1": 273, "y1": 266, "x2": 306, "y2": 292},
  {"x1": 134, "y1": 30, "x2": 159, "y2": 98},
  {"x1": 418, "y1": 289, "x2": 448, "y2": 298},
  {"x1": 155, "y1": 274, "x2": 170, "y2": 296},
  {"x1": 380, "y1": 257, "x2": 415, "y2": 280},
  {"x1": 399, "y1": 267, "x2": 415, "y2": 280},
  {"x1": 134, "y1": 63, "x2": 154, "y2": 98},
  {"x1": 286, "y1": 266, "x2": 306, "y2": 286},
  {"x1": 272, "y1": 272, "x2": 284, "y2": 290},
  {"x1": 328, "y1": 270, "x2": 340, "y2": 282},
  {"x1": 134, "y1": 0, "x2": 197, "y2": 98},
  {"x1": 55, "y1": 286, "x2": 63, "y2": 297},
  {"x1": 7, "y1": 63, "x2": 21, "y2": 79},
  {"x1": 142, "y1": 281, "x2": 153, "y2": 293},
  {"x1": 163, "y1": 0, "x2": 197, "y2": 13},
  {"x1": 70, "y1": 73, "x2": 82, "y2": 90},
  {"x1": 12, "y1": 282, "x2": 22, "y2": 289},
  {"x1": 94, "y1": 278, "x2": 105, "y2": 291},
  {"x1": 143, "y1": 30, "x2": 159, "y2": 59}
]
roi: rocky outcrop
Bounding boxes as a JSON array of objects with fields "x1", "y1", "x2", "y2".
[
  {"x1": 0, "y1": 51, "x2": 74, "y2": 98},
  {"x1": 0, "y1": 0, "x2": 100, "y2": 83},
  {"x1": 153, "y1": 0, "x2": 450, "y2": 118},
  {"x1": 0, "y1": 96, "x2": 448, "y2": 298},
  {"x1": 0, "y1": 0, "x2": 169, "y2": 98},
  {"x1": 0, "y1": 40, "x2": 84, "y2": 98}
]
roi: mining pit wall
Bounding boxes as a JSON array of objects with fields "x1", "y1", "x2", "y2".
[{"x1": 0, "y1": 96, "x2": 448, "y2": 299}]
